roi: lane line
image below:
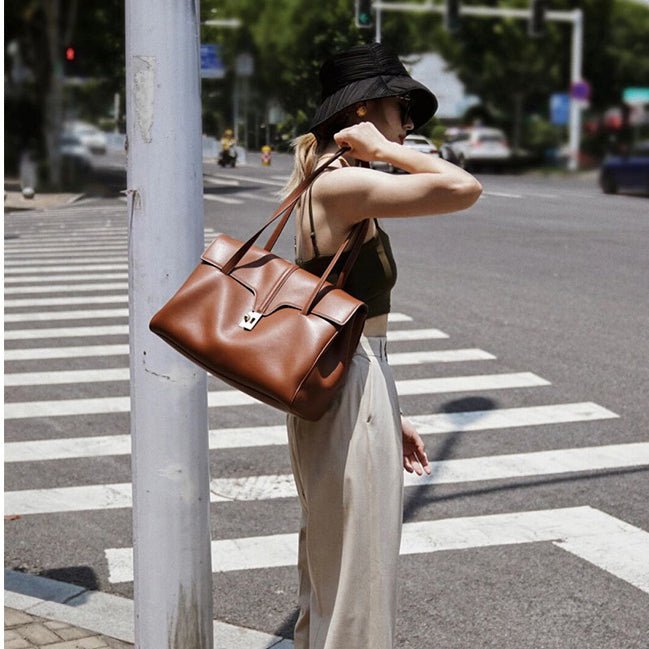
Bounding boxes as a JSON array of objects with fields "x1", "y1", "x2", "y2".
[
  {"x1": 102, "y1": 506, "x2": 649, "y2": 590},
  {"x1": 3, "y1": 347, "x2": 492, "y2": 374},
  {"x1": 5, "y1": 309, "x2": 129, "y2": 323},
  {"x1": 3, "y1": 310, "x2": 410, "y2": 327},
  {"x1": 5, "y1": 247, "x2": 126, "y2": 256},
  {"x1": 483, "y1": 191, "x2": 523, "y2": 199},
  {"x1": 207, "y1": 173, "x2": 284, "y2": 187},
  {"x1": 204, "y1": 195, "x2": 244, "y2": 205},
  {"x1": 236, "y1": 192, "x2": 282, "y2": 204},
  {"x1": 5, "y1": 265, "x2": 128, "y2": 274},
  {"x1": 5, "y1": 273, "x2": 128, "y2": 284},
  {"x1": 4, "y1": 328, "x2": 449, "y2": 359},
  {"x1": 5, "y1": 260, "x2": 126, "y2": 270},
  {"x1": 4, "y1": 283, "x2": 128, "y2": 295},
  {"x1": 6, "y1": 444, "x2": 647, "y2": 515},
  {"x1": 3, "y1": 403, "x2": 618, "y2": 462},
  {"x1": 3, "y1": 372, "x2": 550, "y2": 418},
  {"x1": 5, "y1": 295, "x2": 127, "y2": 308}
]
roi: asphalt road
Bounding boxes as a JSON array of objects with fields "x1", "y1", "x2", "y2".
[{"x1": 4, "y1": 157, "x2": 649, "y2": 648}]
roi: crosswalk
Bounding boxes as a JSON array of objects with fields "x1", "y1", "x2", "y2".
[{"x1": 4, "y1": 203, "x2": 649, "y2": 640}]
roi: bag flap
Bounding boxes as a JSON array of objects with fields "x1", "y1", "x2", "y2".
[{"x1": 201, "y1": 235, "x2": 366, "y2": 326}]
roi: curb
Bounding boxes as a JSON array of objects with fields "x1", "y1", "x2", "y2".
[{"x1": 4, "y1": 570, "x2": 293, "y2": 649}]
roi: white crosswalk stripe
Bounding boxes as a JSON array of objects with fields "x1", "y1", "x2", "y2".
[
  {"x1": 103, "y1": 507, "x2": 649, "y2": 590},
  {"x1": 3, "y1": 373, "x2": 550, "y2": 419},
  {"x1": 6, "y1": 444, "x2": 648, "y2": 516},
  {"x1": 5, "y1": 202, "x2": 647, "y2": 633},
  {"x1": 2, "y1": 403, "x2": 618, "y2": 461}
]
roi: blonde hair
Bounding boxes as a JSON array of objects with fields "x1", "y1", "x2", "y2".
[{"x1": 282, "y1": 133, "x2": 324, "y2": 198}]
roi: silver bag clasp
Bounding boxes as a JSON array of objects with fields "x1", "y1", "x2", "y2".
[{"x1": 239, "y1": 310, "x2": 262, "y2": 330}]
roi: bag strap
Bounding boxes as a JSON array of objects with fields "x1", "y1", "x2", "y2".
[{"x1": 222, "y1": 148, "x2": 367, "y2": 284}]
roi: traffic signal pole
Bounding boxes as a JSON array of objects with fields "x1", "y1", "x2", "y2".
[
  {"x1": 375, "y1": 2, "x2": 585, "y2": 170},
  {"x1": 125, "y1": 1, "x2": 213, "y2": 647}
]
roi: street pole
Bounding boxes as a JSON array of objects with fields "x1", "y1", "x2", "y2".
[
  {"x1": 125, "y1": 1, "x2": 212, "y2": 648},
  {"x1": 568, "y1": 9, "x2": 584, "y2": 172},
  {"x1": 375, "y1": 4, "x2": 382, "y2": 42}
]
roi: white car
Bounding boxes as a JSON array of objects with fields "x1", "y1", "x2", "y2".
[
  {"x1": 63, "y1": 120, "x2": 107, "y2": 155},
  {"x1": 373, "y1": 134, "x2": 439, "y2": 173},
  {"x1": 442, "y1": 127, "x2": 512, "y2": 171}
]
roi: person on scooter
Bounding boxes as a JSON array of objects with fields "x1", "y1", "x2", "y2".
[{"x1": 219, "y1": 128, "x2": 237, "y2": 167}]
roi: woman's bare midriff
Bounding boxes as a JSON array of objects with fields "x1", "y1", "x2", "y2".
[{"x1": 363, "y1": 313, "x2": 389, "y2": 337}]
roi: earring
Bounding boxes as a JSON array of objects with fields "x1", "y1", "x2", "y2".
[{"x1": 356, "y1": 105, "x2": 367, "y2": 117}]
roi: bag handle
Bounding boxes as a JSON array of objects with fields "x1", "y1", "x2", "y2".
[{"x1": 222, "y1": 147, "x2": 364, "y2": 276}]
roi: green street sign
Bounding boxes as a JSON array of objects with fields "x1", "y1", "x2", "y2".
[{"x1": 623, "y1": 87, "x2": 649, "y2": 105}]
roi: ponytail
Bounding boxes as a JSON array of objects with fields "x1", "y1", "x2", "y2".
[{"x1": 281, "y1": 133, "x2": 323, "y2": 198}]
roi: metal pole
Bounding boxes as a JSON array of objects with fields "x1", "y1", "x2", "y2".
[
  {"x1": 375, "y1": 4, "x2": 382, "y2": 42},
  {"x1": 568, "y1": 9, "x2": 583, "y2": 172},
  {"x1": 233, "y1": 77, "x2": 239, "y2": 141},
  {"x1": 125, "y1": 0, "x2": 213, "y2": 647}
]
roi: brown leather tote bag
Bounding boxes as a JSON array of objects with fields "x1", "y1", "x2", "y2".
[{"x1": 149, "y1": 148, "x2": 369, "y2": 421}]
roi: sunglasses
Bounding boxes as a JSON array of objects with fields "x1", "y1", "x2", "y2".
[{"x1": 397, "y1": 95, "x2": 413, "y2": 126}]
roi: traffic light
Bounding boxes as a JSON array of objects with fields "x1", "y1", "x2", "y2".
[
  {"x1": 445, "y1": 0, "x2": 460, "y2": 33},
  {"x1": 355, "y1": 0, "x2": 373, "y2": 29},
  {"x1": 529, "y1": 0, "x2": 547, "y2": 38},
  {"x1": 65, "y1": 46, "x2": 76, "y2": 62}
]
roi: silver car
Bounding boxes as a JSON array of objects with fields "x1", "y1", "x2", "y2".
[{"x1": 442, "y1": 127, "x2": 512, "y2": 171}]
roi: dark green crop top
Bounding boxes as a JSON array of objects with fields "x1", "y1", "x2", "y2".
[{"x1": 296, "y1": 217, "x2": 398, "y2": 318}]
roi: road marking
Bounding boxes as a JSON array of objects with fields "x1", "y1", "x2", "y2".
[
  {"x1": 5, "y1": 246, "x2": 126, "y2": 256},
  {"x1": 236, "y1": 192, "x2": 282, "y2": 204},
  {"x1": 5, "y1": 295, "x2": 127, "y2": 308},
  {"x1": 5, "y1": 273, "x2": 128, "y2": 284},
  {"x1": 3, "y1": 372, "x2": 549, "y2": 418},
  {"x1": 204, "y1": 194, "x2": 244, "y2": 205},
  {"x1": 3, "y1": 328, "x2": 449, "y2": 360},
  {"x1": 4, "y1": 309, "x2": 129, "y2": 323},
  {"x1": 3, "y1": 309, "x2": 409, "y2": 325},
  {"x1": 410, "y1": 402, "x2": 619, "y2": 432},
  {"x1": 5, "y1": 264, "x2": 128, "y2": 275},
  {"x1": 102, "y1": 506, "x2": 649, "y2": 591},
  {"x1": 5, "y1": 325, "x2": 128, "y2": 340},
  {"x1": 6, "y1": 444, "x2": 648, "y2": 515},
  {"x1": 4, "y1": 283, "x2": 128, "y2": 295},
  {"x1": 5, "y1": 260, "x2": 126, "y2": 270},
  {"x1": 3, "y1": 348, "x2": 493, "y2": 377},
  {"x1": 203, "y1": 176, "x2": 240, "y2": 186},
  {"x1": 208, "y1": 173, "x2": 284, "y2": 187},
  {"x1": 2, "y1": 403, "x2": 618, "y2": 462},
  {"x1": 483, "y1": 191, "x2": 523, "y2": 199}
]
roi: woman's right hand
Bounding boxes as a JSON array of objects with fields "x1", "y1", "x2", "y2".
[{"x1": 333, "y1": 122, "x2": 392, "y2": 162}]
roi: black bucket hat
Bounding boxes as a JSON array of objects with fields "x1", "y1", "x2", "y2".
[{"x1": 309, "y1": 42, "x2": 438, "y2": 137}]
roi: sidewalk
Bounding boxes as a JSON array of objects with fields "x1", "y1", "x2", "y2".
[
  {"x1": 5, "y1": 570, "x2": 292, "y2": 649},
  {"x1": 4, "y1": 180, "x2": 86, "y2": 213},
  {"x1": 5, "y1": 607, "x2": 132, "y2": 649}
]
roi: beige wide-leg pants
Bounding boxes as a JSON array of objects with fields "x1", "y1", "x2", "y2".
[{"x1": 287, "y1": 336, "x2": 404, "y2": 649}]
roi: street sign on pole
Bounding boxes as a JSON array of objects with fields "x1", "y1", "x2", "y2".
[
  {"x1": 570, "y1": 80, "x2": 590, "y2": 102},
  {"x1": 623, "y1": 87, "x2": 649, "y2": 105},
  {"x1": 550, "y1": 93, "x2": 570, "y2": 126},
  {"x1": 201, "y1": 43, "x2": 225, "y2": 79}
]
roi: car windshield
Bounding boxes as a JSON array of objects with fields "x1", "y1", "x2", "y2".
[{"x1": 479, "y1": 135, "x2": 505, "y2": 143}]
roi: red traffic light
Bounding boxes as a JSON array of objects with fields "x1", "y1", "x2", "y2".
[{"x1": 65, "y1": 46, "x2": 76, "y2": 61}]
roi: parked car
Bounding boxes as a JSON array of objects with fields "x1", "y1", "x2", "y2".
[
  {"x1": 63, "y1": 120, "x2": 107, "y2": 154},
  {"x1": 59, "y1": 134, "x2": 93, "y2": 184},
  {"x1": 441, "y1": 127, "x2": 512, "y2": 171},
  {"x1": 373, "y1": 134, "x2": 439, "y2": 173},
  {"x1": 599, "y1": 141, "x2": 649, "y2": 196}
]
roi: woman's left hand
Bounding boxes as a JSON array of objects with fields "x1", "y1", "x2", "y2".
[{"x1": 401, "y1": 415, "x2": 431, "y2": 476}]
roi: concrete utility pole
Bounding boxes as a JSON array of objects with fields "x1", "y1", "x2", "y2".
[{"x1": 125, "y1": 1, "x2": 213, "y2": 648}]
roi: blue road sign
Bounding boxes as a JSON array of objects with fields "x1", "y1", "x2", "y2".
[
  {"x1": 550, "y1": 93, "x2": 570, "y2": 126},
  {"x1": 201, "y1": 44, "x2": 225, "y2": 79}
]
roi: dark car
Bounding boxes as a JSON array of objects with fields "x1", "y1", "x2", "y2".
[{"x1": 599, "y1": 140, "x2": 649, "y2": 195}]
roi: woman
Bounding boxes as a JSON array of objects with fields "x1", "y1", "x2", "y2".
[{"x1": 284, "y1": 43, "x2": 482, "y2": 649}]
